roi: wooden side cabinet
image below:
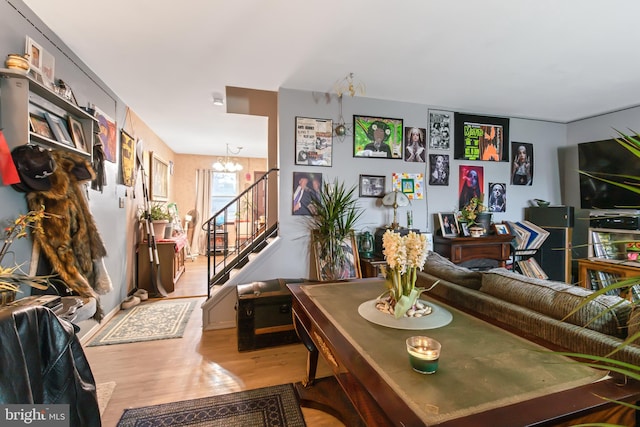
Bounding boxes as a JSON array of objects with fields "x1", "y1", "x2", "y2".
[
  {"x1": 137, "y1": 240, "x2": 185, "y2": 293},
  {"x1": 360, "y1": 256, "x2": 386, "y2": 278},
  {"x1": 577, "y1": 258, "x2": 638, "y2": 301}
]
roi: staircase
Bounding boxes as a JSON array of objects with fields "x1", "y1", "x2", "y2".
[{"x1": 201, "y1": 168, "x2": 279, "y2": 330}]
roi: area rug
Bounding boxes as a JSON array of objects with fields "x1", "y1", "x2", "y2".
[
  {"x1": 88, "y1": 299, "x2": 196, "y2": 346},
  {"x1": 116, "y1": 383, "x2": 306, "y2": 427},
  {"x1": 96, "y1": 381, "x2": 116, "y2": 415}
]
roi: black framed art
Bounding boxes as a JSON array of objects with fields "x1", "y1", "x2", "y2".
[
  {"x1": 454, "y1": 113, "x2": 509, "y2": 162},
  {"x1": 359, "y1": 174, "x2": 386, "y2": 198},
  {"x1": 295, "y1": 117, "x2": 333, "y2": 166},
  {"x1": 353, "y1": 115, "x2": 403, "y2": 159}
]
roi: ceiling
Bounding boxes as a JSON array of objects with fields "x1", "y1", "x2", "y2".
[{"x1": 21, "y1": 0, "x2": 640, "y2": 159}]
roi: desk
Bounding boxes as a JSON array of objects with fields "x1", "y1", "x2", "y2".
[
  {"x1": 434, "y1": 234, "x2": 513, "y2": 268},
  {"x1": 289, "y1": 279, "x2": 640, "y2": 426}
]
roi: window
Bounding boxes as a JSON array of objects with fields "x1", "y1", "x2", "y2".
[{"x1": 211, "y1": 172, "x2": 237, "y2": 223}]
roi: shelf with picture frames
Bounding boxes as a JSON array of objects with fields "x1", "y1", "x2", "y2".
[{"x1": 0, "y1": 68, "x2": 96, "y2": 159}]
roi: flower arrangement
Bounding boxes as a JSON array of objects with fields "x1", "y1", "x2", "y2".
[
  {"x1": 378, "y1": 229, "x2": 437, "y2": 318},
  {"x1": 457, "y1": 194, "x2": 487, "y2": 226},
  {"x1": 0, "y1": 206, "x2": 54, "y2": 294}
]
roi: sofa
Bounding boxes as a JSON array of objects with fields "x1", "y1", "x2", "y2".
[{"x1": 416, "y1": 252, "x2": 640, "y2": 367}]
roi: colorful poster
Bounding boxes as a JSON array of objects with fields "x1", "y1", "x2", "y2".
[
  {"x1": 454, "y1": 113, "x2": 509, "y2": 162},
  {"x1": 295, "y1": 117, "x2": 333, "y2": 167},
  {"x1": 392, "y1": 172, "x2": 424, "y2": 200},
  {"x1": 353, "y1": 116, "x2": 403, "y2": 159},
  {"x1": 94, "y1": 106, "x2": 117, "y2": 163}
]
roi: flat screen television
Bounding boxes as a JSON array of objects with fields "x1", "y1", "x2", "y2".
[{"x1": 578, "y1": 138, "x2": 640, "y2": 210}]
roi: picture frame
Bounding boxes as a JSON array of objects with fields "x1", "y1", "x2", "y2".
[
  {"x1": 25, "y1": 36, "x2": 42, "y2": 72},
  {"x1": 428, "y1": 110, "x2": 453, "y2": 150},
  {"x1": 150, "y1": 152, "x2": 169, "y2": 201},
  {"x1": 493, "y1": 223, "x2": 510, "y2": 235},
  {"x1": 41, "y1": 49, "x2": 55, "y2": 90},
  {"x1": 454, "y1": 112, "x2": 510, "y2": 162},
  {"x1": 353, "y1": 115, "x2": 403, "y2": 159},
  {"x1": 460, "y1": 222, "x2": 470, "y2": 237},
  {"x1": 358, "y1": 174, "x2": 386, "y2": 198},
  {"x1": 312, "y1": 231, "x2": 362, "y2": 281},
  {"x1": 438, "y1": 212, "x2": 459, "y2": 237},
  {"x1": 401, "y1": 178, "x2": 414, "y2": 194},
  {"x1": 295, "y1": 116, "x2": 333, "y2": 167},
  {"x1": 292, "y1": 172, "x2": 322, "y2": 216},
  {"x1": 67, "y1": 116, "x2": 88, "y2": 152},
  {"x1": 43, "y1": 112, "x2": 74, "y2": 146},
  {"x1": 392, "y1": 172, "x2": 424, "y2": 200},
  {"x1": 94, "y1": 106, "x2": 117, "y2": 163},
  {"x1": 28, "y1": 113, "x2": 54, "y2": 139},
  {"x1": 120, "y1": 130, "x2": 135, "y2": 187}
]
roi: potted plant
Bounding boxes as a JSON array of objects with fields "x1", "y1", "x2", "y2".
[
  {"x1": 308, "y1": 179, "x2": 363, "y2": 281},
  {"x1": 139, "y1": 202, "x2": 173, "y2": 239},
  {"x1": 457, "y1": 194, "x2": 491, "y2": 236}
]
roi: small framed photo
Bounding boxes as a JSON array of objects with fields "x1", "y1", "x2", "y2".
[
  {"x1": 150, "y1": 152, "x2": 169, "y2": 201},
  {"x1": 438, "y1": 212, "x2": 459, "y2": 237},
  {"x1": 359, "y1": 174, "x2": 386, "y2": 198},
  {"x1": 67, "y1": 116, "x2": 88, "y2": 152},
  {"x1": 29, "y1": 113, "x2": 54, "y2": 139},
  {"x1": 44, "y1": 112, "x2": 74, "y2": 146},
  {"x1": 460, "y1": 222, "x2": 470, "y2": 237},
  {"x1": 26, "y1": 36, "x2": 43, "y2": 72},
  {"x1": 493, "y1": 223, "x2": 510, "y2": 235},
  {"x1": 401, "y1": 178, "x2": 414, "y2": 194}
]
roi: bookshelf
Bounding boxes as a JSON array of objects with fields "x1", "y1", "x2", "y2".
[{"x1": 577, "y1": 259, "x2": 640, "y2": 302}]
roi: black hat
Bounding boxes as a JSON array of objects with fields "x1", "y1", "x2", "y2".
[{"x1": 11, "y1": 145, "x2": 56, "y2": 192}]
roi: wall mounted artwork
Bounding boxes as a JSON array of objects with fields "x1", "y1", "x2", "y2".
[
  {"x1": 454, "y1": 113, "x2": 509, "y2": 162},
  {"x1": 392, "y1": 172, "x2": 424, "y2": 200},
  {"x1": 353, "y1": 115, "x2": 403, "y2": 159}
]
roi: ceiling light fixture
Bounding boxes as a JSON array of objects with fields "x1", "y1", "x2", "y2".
[
  {"x1": 212, "y1": 97, "x2": 224, "y2": 106},
  {"x1": 212, "y1": 143, "x2": 243, "y2": 172},
  {"x1": 332, "y1": 72, "x2": 364, "y2": 141}
]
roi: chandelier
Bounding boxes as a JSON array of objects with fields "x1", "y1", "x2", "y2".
[{"x1": 212, "y1": 144, "x2": 243, "y2": 172}]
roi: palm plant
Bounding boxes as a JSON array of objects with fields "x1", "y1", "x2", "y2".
[{"x1": 308, "y1": 179, "x2": 363, "y2": 281}]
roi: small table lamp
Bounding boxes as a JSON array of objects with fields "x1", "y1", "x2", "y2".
[{"x1": 382, "y1": 190, "x2": 410, "y2": 230}]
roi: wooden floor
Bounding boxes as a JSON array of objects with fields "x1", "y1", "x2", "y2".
[{"x1": 84, "y1": 255, "x2": 345, "y2": 426}]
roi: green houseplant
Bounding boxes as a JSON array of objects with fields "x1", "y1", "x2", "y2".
[{"x1": 308, "y1": 179, "x2": 363, "y2": 281}]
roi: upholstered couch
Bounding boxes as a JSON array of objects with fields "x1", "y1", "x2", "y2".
[{"x1": 416, "y1": 252, "x2": 640, "y2": 367}]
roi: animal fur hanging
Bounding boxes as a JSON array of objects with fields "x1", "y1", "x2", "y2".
[{"x1": 26, "y1": 150, "x2": 111, "y2": 319}]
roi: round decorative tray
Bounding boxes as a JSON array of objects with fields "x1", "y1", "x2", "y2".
[{"x1": 357, "y1": 299, "x2": 453, "y2": 330}]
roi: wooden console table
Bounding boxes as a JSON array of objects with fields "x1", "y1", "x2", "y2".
[
  {"x1": 137, "y1": 238, "x2": 186, "y2": 293},
  {"x1": 434, "y1": 234, "x2": 513, "y2": 268}
]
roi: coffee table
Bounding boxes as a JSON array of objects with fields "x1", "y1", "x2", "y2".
[{"x1": 289, "y1": 279, "x2": 640, "y2": 426}]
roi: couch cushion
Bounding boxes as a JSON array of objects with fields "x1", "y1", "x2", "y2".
[
  {"x1": 480, "y1": 268, "x2": 631, "y2": 338},
  {"x1": 423, "y1": 251, "x2": 482, "y2": 290}
]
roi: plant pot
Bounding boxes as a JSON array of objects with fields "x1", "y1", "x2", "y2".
[
  {"x1": 5, "y1": 54, "x2": 30, "y2": 72},
  {"x1": 475, "y1": 213, "x2": 493, "y2": 236},
  {"x1": 152, "y1": 220, "x2": 169, "y2": 239}
]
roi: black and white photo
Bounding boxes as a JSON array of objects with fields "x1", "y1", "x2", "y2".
[{"x1": 428, "y1": 110, "x2": 452, "y2": 149}]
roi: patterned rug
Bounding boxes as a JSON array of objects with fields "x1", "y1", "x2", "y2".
[
  {"x1": 88, "y1": 299, "x2": 196, "y2": 346},
  {"x1": 116, "y1": 384, "x2": 306, "y2": 427}
]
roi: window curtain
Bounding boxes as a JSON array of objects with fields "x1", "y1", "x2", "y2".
[{"x1": 193, "y1": 169, "x2": 214, "y2": 255}]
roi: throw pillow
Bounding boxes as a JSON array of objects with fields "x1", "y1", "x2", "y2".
[
  {"x1": 422, "y1": 251, "x2": 482, "y2": 290},
  {"x1": 481, "y1": 268, "x2": 631, "y2": 337}
]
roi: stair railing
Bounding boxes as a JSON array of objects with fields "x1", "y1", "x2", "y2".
[{"x1": 202, "y1": 168, "x2": 279, "y2": 297}]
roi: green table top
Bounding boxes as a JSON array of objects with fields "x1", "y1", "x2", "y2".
[{"x1": 301, "y1": 280, "x2": 606, "y2": 425}]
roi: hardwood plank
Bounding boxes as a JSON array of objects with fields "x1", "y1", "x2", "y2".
[{"x1": 84, "y1": 255, "x2": 345, "y2": 426}]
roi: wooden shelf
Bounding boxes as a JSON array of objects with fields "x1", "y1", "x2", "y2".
[
  {"x1": 577, "y1": 258, "x2": 639, "y2": 301},
  {"x1": 137, "y1": 241, "x2": 185, "y2": 293}
]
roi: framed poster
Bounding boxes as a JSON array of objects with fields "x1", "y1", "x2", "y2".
[
  {"x1": 28, "y1": 113, "x2": 54, "y2": 139},
  {"x1": 429, "y1": 154, "x2": 449, "y2": 186},
  {"x1": 353, "y1": 115, "x2": 403, "y2": 159},
  {"x1": 94, "y1": 106, "x2": 117, "y2": 163},
  {"x1": 511, "y1": 142, "x2": 533, "y2": 185},
  {"x1": 292, "y1": 172, "x2": 322, "y2": 216},
  {"x1": 392, "y1": 172, "x2": 424, "y2": 200},
  {"x1": 458, "y1": 165, "x2": 484, "y2": 210},
  {"x1": 488, "y1": 182, "x2": 506, "y2": 212},
  {"x1": 295, "y1": 117, "x2": 333, "y2": 166},
  {"x1": 359, "y1": 174, "x2": 386, "y2": 198},
  {"x1": 312, "y1": 231, "x2": 362, "y2": 281},
  {"x1": 428, "y1": 110, "x2": 453, "y2": 149},
  {"x1": 120, "y1": 130, "x2": 135, "y2": 187},
  {"x1": 404, "y1": 127, "x2": 426, "y2": 162},
  {"x1": 150, "y1": 152, "x2": 169, "y2": 201},
  {"x1": 454, "y1": 113, "x2": 509, "y2": 162}
]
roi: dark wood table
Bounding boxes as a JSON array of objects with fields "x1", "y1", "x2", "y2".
[
  {"x1": 434, "y1": 234, "x2": 513, "y2": 267},
  {"x1": 288, "y1": 279, "x2": 640, "y2": 426}
]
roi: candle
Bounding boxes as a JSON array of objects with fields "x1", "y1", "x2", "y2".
[{"x1": 406, "y1": 336, "x2": 441, "y2": 374}]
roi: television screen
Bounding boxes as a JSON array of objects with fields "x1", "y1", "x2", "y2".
[{"x1": 578, "y1": 139, "x2": 640, "y2": 210}]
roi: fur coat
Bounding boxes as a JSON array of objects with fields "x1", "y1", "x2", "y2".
[{"x1": 26, "y1": 151, "x2": 111, "y2": 318}]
